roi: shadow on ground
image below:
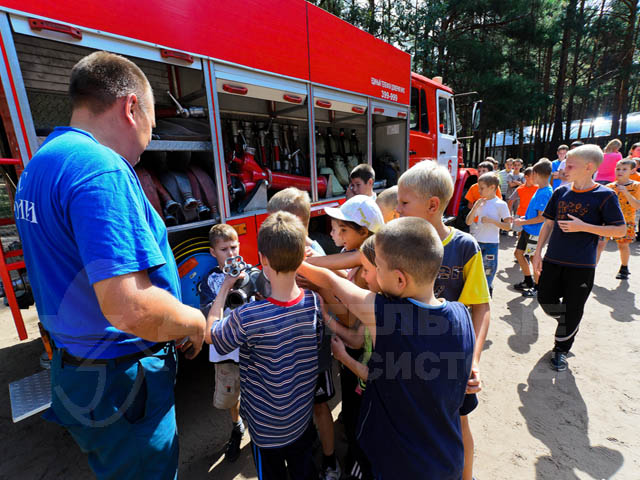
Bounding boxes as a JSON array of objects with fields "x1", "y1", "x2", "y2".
[{"x1": 518, "y1": 354, "x2": 624, "y2": 479}]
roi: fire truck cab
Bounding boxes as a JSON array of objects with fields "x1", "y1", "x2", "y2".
[{"x1": 0, "y1": 0, "x2": 475, "y2": 340}]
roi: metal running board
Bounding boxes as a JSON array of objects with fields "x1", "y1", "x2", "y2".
[{"x1": 9, "y1": 369, "x2": 51, "y2": 423}]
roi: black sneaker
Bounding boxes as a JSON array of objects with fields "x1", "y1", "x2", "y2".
[
  {"x1": 514, "y1": 280, "x2": 533, "y2": 291},
  {"x1": 225, "y1": 427, "x2": 244, "y2": 462},
  {"x1": 522, "y1": 287, "x2": 537, "y2": 298},
  {"x1": 550, "y1": 351, "x2": 568, "y2": 372},
  {"x1": 616, "y1": 269, "x2": 629, "y2": 280}
]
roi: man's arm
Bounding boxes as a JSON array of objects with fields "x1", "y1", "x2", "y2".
[
  {"x1": 558, "y1": 214, "x2": 627, "y2": 237},
  {"x1": 298, "y1": 262, "x2": 376, "y2": 330},
  {"x1": 94, "y1": 270, "x2": 206, "y2": 359}
]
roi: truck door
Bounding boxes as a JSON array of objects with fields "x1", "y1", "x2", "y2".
[
  {"x1": 436, "y1": 90, "x2": 458, "y2": 182},
  {"x1": 408, "y1": 85, "x2": 435, "y2": 169}
]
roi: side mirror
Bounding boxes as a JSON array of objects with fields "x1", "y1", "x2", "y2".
[{"x1": 471, "y1": 101, "x2": 482, "y2": 131}]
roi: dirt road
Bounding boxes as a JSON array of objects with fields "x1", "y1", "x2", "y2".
[{"x1": 1, "y1": 237, "x2": 638, "y2": 479}]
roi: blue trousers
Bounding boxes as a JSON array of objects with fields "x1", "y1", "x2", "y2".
[
  {"x1": 478, "y1": 242, "x2": 499, "y2": 290},
  {"x1": 43, "y1": 345, "x2": 179, "y2": 480}
]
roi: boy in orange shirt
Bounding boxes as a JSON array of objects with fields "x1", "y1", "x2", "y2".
[
  {"x1": 465, "y1": 161, "x2": 502, "y2": 209},
  {"x1": 508, "y1": 167, "x2": 537, "y2": 219},
  {"x1": 596, "y1": 158, "x2": 640, "y2": 279}
]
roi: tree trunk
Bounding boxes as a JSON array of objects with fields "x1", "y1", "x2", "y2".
[
  {"x1": 551, "y1": 0, "x2": 578, "y2": 146},
  {"x1": 610, "y1": 1, "x2": 637, "y2": 138},
  {"x1": 565, "y1": 0, "x2": 586, "y2": 141},
  {"x1": 368, "y1": 0, "x2": 376, "y2": 34}
]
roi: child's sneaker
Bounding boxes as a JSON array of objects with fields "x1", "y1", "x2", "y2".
[
  {"x1": 615, "y1": 266, "x2": 630, "y2": 280},
  {"x1": 320, "y1": 461, "x2": 341, "y2": 480},
  {"x1": 225, "y1": 423, "x2": 244, "y2": 462},
  {"x1": 550, "y1": 351, "x2": 568, "y2": 372},
  {"x1": 513, "y1": 280, "x2": 533, "y2": 291}
]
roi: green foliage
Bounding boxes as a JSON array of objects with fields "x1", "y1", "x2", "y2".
[{"x1": 312, "y1": 0, "x2": 640, "y2": 145}]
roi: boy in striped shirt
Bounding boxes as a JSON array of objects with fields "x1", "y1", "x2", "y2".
[{"x1": 205, "y1": 212, "x2": 322, "y2": 480}]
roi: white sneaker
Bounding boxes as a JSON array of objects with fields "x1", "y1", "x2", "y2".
[{"x1": 320, "y1": 461, "x2": 341, "y2": 480}]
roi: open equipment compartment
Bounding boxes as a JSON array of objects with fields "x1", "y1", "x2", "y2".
[
  {"x1": 311, "y1": 86, "x2": 368, "y2": 198},
  {"x1": 9, "y1": 18, "x2": 221, "y2": 234},
  {"x1": 371, "y1": 100, "x2": 409, "y2": 189},
  {"x1": 214, "y1": 64, "x2": 320, "y2": 216}
]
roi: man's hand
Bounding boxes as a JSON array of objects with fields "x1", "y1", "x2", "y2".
[
  {"x1": 466, "y1": 364, "x2": 481, "y2": 394},
  {"x1": 513, "y1": 218, "x2": 525, "y2": 228},
  {"x1": 558, "y1": 214, "x2": 586, "y2": 233},
  {"x1": 180, "y1": 319, "x2": 206, "y2": 360}
]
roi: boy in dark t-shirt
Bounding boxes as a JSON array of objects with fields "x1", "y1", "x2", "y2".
[
  {"x1": 532, "y1": 145, "x2": 625, "y2": 372},
  {"x1": 299, "y1": 217, "x2": 475, "y2": 480}
]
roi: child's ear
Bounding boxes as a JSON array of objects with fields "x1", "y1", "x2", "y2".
[
  {"x1": 426, "y1": 196, "x2": 441, "y2": 214},
  {"x1": 209, "y1": 247, "x2": 216, "y2": 257},
  {"x1": 395, "y1": 269, "x2": 408, "y2": 292}
]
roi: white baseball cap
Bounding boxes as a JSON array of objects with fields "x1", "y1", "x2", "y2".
[{"x1": 325, "y1": 195, "x2": 384, "y2": 233}]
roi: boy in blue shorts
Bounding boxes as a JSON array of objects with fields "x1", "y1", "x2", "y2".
[
  {"x1": 299, "y1": 217, "x2": 475, "y2": 479},
  {"x1": 396, "y1": 160, "x2": 490, "y2": 480},
  {"x1": 513, "y1": 159, "x2": 553, "y2": 296},
  {"x1": 206, "y1": 212, "x2": 322, "y2": 480},
  {"x1": 532, "y1": 145, "x2": 626, "y2": 371}
]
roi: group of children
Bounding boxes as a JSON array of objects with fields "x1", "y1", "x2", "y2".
[{"x1": 196, "y1": 143, "x2": 636, "y2": 479}]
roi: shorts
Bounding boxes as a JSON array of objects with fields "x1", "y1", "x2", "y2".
[
  {"x1": 600, "y1": 223, "x2": 636, "y2": 244},
  {"x1": 314, "y1": 367, "x2": 335, "y2": 404},
  {"x1": 516, "y1": 230, "x2": 538, "y2": 255},
  {"x1": 459, "y1": 393, "x2": 478, "y2": 416},
  {"x1": 214, "y1": 362, "x2": 241, "y2": 409}
]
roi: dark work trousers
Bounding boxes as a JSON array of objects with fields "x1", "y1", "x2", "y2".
[
  {"x1": 250, "y1": 421, "x2": 317, "y2": 480},
  {"x1": 537, "y1": 260, "x2": 595, "y2": 353}
]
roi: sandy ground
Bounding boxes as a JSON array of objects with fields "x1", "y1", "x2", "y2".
[{"x1": 1, "y1": 237, "x2": 639, "y2": 479}]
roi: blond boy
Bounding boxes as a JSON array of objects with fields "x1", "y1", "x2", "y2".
[
  {"x1": 532, "y1": 145, "x2": 625, "y2": 371},
  {"x1": 396, "y1": 160, "x2": 490, "y2": 480},
  {"x1": 376, "y1": 185, "x2": 399, "y2": 223}
]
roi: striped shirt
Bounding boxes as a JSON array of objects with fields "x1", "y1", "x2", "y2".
[{"x1": 211, "y1": 289, "x2": 321, "y2": 448}]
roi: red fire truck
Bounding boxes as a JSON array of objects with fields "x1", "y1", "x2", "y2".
[{"x1": 0, "y1": 0, "x2": 479, "y2": 339}]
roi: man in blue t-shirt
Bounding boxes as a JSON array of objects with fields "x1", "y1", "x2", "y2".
[
  {"x1": 513, "y1": 159, "x2": 553, "y2": 295},
  {"x1": 532, "y1": 145, "x2": 625, "y2": 372},
  {"x1": 14, "y1": 52, "x2": 206, "y2": 479}
]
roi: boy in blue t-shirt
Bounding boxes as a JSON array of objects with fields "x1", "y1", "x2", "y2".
[
  {"x1": 513, "y1": 159, "x2": 553, "y2": 296},
  {"x1": 532, "y1": 145, "x2": 625, "y2": 372},
  {"x1": 299, "y1": 217, "x2": 475, "y2": 480},
  {"x1": 206, "y1": 212, "x2": 322, "y2": 480}
]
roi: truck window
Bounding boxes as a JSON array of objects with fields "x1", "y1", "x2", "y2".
[
  {"x1": 420, "y1": 89, "x2": 429, "y2": 133},
  {"x1": 410, "y1": 87, "x2": 419, "y2": 130},
  {"x1": 438, "y1": 96, "x2": 454, "y2": 136}
]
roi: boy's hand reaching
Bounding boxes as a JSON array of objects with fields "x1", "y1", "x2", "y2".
[{"x1": 331, "y1": 335, "x2": 347, "y2": 361}]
